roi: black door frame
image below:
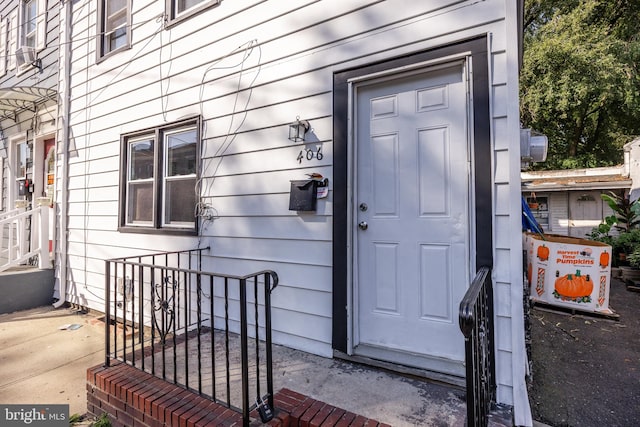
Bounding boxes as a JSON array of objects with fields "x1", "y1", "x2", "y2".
[{"x1": 331, "y1": 36, "x2": 493, "y2": 353}]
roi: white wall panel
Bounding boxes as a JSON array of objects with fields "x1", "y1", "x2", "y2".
[
  {"x1": 495, "y1": 281, "x2": 512, "y2": 318},
  {"x1": 491, "y1": 51, "x2": 508, "y2": 85},
  {"x1": 201, "y1": 169, "x2": 329, "y2": 197},
  {"x1": 492, "y1": 84, "x2": 508, "y2": 118},
  {"x1": 493, "y1": 117, "x2": 509, "y2": 150},
  {"x1": 200, "y1": 194, "x2": 332, "y2": 218},
  {"x1": 205, "y1": 216, "x2": 332, "y2": 241},
  {"x1": 494, "y1": 149, "x2": 510, "y2": 184},
  {"x1": 496, "y1": 315, "x2": 513, "y2": 352},
  {"x1": 495, "y1": 183, "x2": 511, "y2": 215},
  {"x1": 494, "y1": 214, "x2": 511, "y2": 250}
]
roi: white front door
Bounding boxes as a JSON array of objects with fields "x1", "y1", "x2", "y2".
[{"x1": 353, "y1": 62, "x2": 471, "y2": 376}]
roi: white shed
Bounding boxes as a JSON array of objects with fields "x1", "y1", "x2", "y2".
[
  {"x1": 521, "y1": 137, "x2": 640, "y2": 238},
  {"x1": 521, "y1": 167, "x2": 630, "y2": 238}
]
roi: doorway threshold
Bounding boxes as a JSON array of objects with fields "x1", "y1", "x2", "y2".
[{"x1": 333, "y1": 350, "x2": 466, "y2": 389}]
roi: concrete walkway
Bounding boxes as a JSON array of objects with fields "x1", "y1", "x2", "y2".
[
  {"x1": 0, "y1": 306, "x2": 104, "y2": 417},
  {"x1": 0, "y1": 305, "x2": 474, "y2": 426}
]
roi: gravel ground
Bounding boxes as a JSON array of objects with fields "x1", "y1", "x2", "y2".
[{"x1": 528, "y1": 278, "x2": 640, "y2": 427}]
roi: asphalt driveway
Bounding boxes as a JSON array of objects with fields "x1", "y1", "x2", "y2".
[{"x1": 529, "y1": 278, "x2": 640, "y2": 426}]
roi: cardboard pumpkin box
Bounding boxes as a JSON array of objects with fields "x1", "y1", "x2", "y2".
[{"x1": 524, "y1": 232, "x2": 613, "y2": 314}]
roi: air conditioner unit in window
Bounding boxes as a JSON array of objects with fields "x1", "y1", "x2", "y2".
[{"x1": 15, "y1": 46, "x2": 39, "y2": 69}]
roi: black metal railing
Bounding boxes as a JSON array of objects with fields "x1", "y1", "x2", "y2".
[
  {"x1": 459, "y1": 266, "x2": 496, "y2": 427},
  {"x1": 104, "y1": 248, "x2": 278, "y2": 426}
]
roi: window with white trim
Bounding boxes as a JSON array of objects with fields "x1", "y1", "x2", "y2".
[
  {"x1": 119, "y1": 118, "x2": 200, "y2": 234},
  {"x1": 98, "y1": 0, "x2": 130, "y2": 59},
  {"x1": 22, "y1": 0, "x2": 36, "y2": 48},
  {"x1": 13, "y1": 0, "x2": 46, "y2": 72},
  {"x1": 16, "y1": 141, "x2": 28, "y2": 179},
  {"x1": 15, "y1": 140, "x2": 29, "y2": 200},
  {"x1": 165, "y1": 0, "x2": 220, "y2": 25}
]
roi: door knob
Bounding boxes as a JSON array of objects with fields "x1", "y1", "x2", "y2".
[{"x1": 358, "y1": 221, "x2": 368, "y2": 230}]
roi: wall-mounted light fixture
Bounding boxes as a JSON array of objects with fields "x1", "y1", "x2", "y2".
[{"x1": 288, "y1": 116, "x2": 310, "y2": 142}]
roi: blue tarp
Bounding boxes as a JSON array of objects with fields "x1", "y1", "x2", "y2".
[{"x1": 522, "y1": 196, "x2": 545, "y2": 237}]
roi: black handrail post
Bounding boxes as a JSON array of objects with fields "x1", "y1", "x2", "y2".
[
  {"x1": 265, "y1": 272, "x2": 275, "y2": 410},
  {"x1": 486, "y1": 271, "x2": 497, "y2": 409},
  {"x1": 104, "y1": 261, "x2": 111, "y2": 367},
  {"x1": 239, "y1": 278, "x2": 250, "y2": 426},
  {"x1": 459, "y1": 266, "x2": 496, "y2": 427},
  {"x1": 138, "y1": 264, "x2": 145, "y2": 372}
]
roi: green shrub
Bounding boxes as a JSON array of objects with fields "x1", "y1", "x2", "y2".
[{"x1": 91, "y1": 413, "x2": 111, "y2": 427}]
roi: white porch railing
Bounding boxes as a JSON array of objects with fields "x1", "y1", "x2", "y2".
[{"x1": 0, "y1": 206, "x2": 50, "y2": 273}]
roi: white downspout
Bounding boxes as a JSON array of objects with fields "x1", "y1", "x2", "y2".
[{"x1": 53, "y1": 0, "x2": 71, "y2": 308}]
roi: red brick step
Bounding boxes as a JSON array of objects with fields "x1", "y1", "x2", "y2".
[{"x1": 87, "y1": 362, "x2": 389, "y2": 426}]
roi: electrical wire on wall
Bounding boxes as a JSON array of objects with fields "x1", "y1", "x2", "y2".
[
  {"x1": 0, "y1": 4, "x2": 164, "y2": 63},
  {"x1": 70, "y1": 11, "x2": 165, "y2": 305},
  {"x1": 67, "y1": 17, "x2": 166, "y2": 127},
  {"x1": 192, "y1": 39, "x2": 262, "y2": 249},
  {"x1": 159, "y1": 14, "x2": 173, "y2": 123}
]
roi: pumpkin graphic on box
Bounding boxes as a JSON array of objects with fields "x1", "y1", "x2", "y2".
[
  {"x1": 553, "y1": 270, "x2": 593, "y2": 303},
  {"x1": 537, "y1": 244, "x2": 549, "y2": 261},
  {"x1": 599, "y1": 250, "x2": 609, "y2": 269}
]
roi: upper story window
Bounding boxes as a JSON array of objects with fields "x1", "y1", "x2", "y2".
[
  {"x1": 165, "y1": 0, "x2": 220, "y2": 25},
  {"x1": 10, "y1": 0, "x2": 46, "y2": 72},
  {"x1": 119, "y1": 117, "x2": 200, "y2": 235},
  {"x1": 98, "y1": 0, "x2": 130, "y2": 60},
  {"x1": 22, "y1": 0, "x2": 36, "y2": 48}
]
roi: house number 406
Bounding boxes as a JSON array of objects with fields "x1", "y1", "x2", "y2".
[{"x1": 297, "y1": 147, "x2": 323, "y2": 164}]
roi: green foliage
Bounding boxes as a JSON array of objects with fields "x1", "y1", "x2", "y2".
[
  {"x1": 91, "y1": 413, "x2": 112, "y2": 427},
  {"x1": 589, "y1": 228, "x2": 640, "y2": 267},
  {"x1": 521, "y1": 0, "x2": 640, "y2": 170},
  {"x1": 68, "y1": 413, "x2": 82, "y2": 426},
  {"x1": 585, "y1": 215, "x2": 616, "y2": 244},
  {"x1": 600, "y1": 192, "x2": 640, "y2": 231},
  {"x1": 628, "y1": 247, "x2": 640, "y2": 268},
  {"x1": 611, "y1": 229, "x2": 640, "y2": 256},
  {"x1": 588, "y1": 193, "x2": 640, "y2": 266}
]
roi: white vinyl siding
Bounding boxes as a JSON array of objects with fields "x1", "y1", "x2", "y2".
[
  {"x1": 35, "y1": 0, "x2": 46, "y2": 50},
  {"x1": 0, "y1": 157, "x2": 4, "y2": 211},
  {"x1": 65, "y1": 0, "x2": 528, "y2": 420},
  {"x1": 7, "y1": 11, "x2": 17, "y2": 70},
  {"x1": 0, "y1": 17, "x2": 7, "y2": 76}
]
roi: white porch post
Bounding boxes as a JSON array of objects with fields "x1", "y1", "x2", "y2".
[{"x1": 38, "y1": 205, "x2": 50, "y2": 269}]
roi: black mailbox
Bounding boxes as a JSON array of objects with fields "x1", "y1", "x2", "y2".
[{"x1": 289, "y1": 180, "x2": 318, "y2": 211}]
